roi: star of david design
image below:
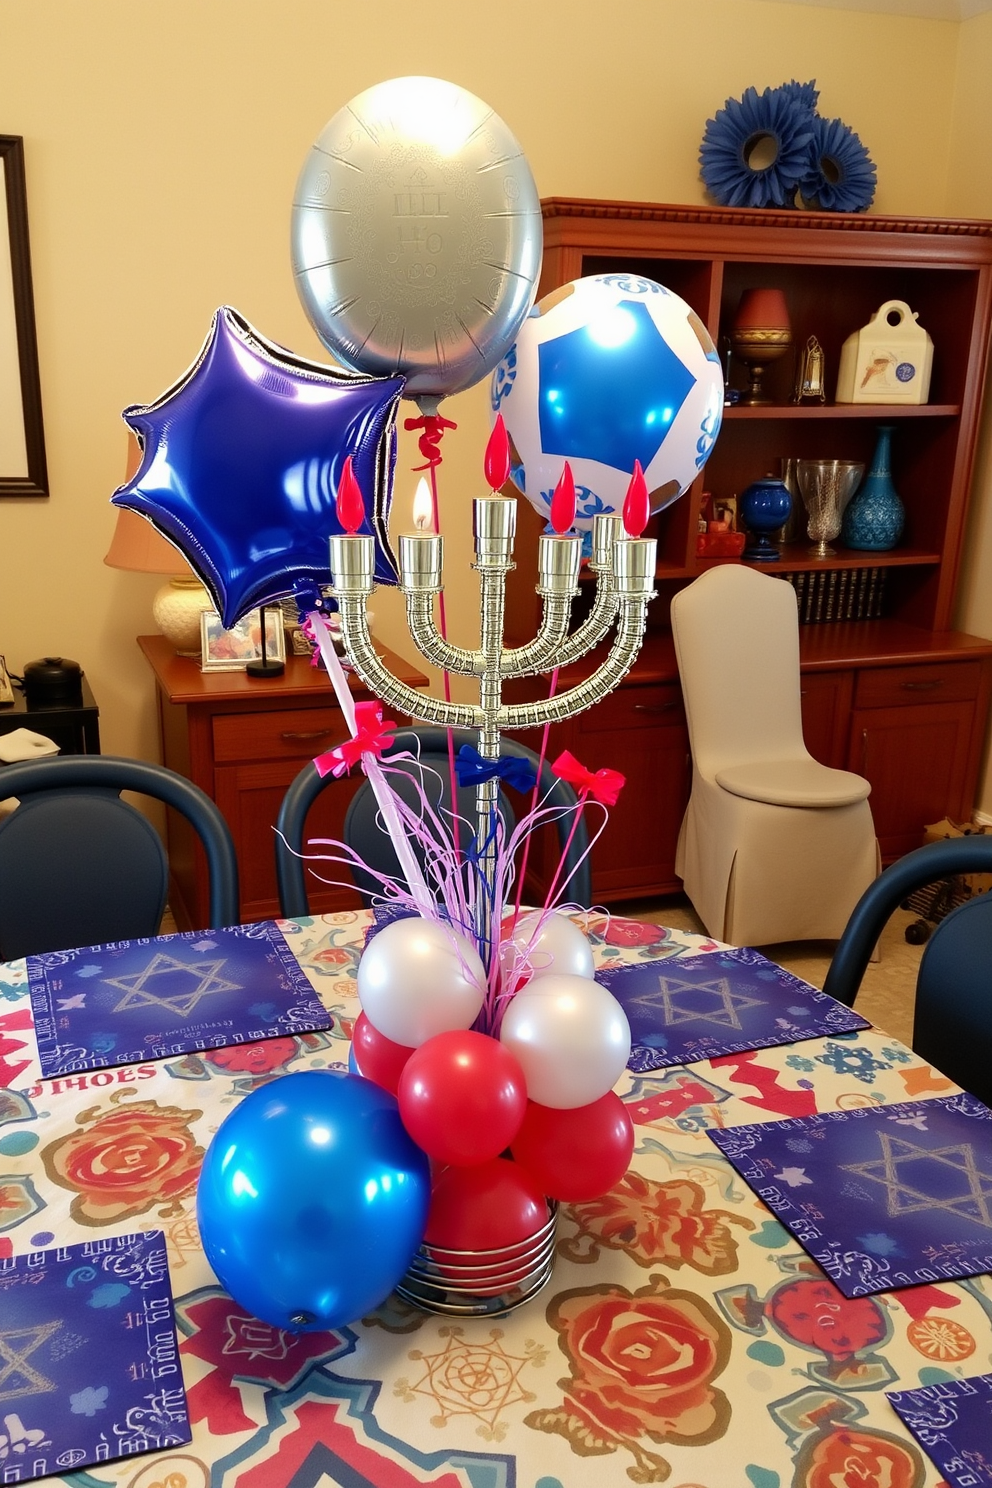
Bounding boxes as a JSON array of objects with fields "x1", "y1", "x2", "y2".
[
  {"x1": 628, "y1": 972, "x2": 766, "y2": 1031},
  {"x1": 0, "y1": 1321, "x2": 61, "y2": 1401},
  {"x1": 401, "y1": 1327, "x2": 543, "y2": 1430},
  {"x1": 104, "y1": 952, "x2": 240, "y2": 1017},
  {"x1": 842, "y1": 1133, "x2": 992, "y2": 1229}
]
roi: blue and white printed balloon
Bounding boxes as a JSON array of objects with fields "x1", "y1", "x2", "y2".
[{"x1": 491, "y1": 275, "x2": 723, "y2": 543}]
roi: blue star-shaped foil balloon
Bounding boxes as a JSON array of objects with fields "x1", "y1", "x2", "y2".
[{"x1": 113, "y1": 307, "x2": 405, "y2": 626}]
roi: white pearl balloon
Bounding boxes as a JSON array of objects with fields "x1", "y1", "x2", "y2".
[
  {"x1": 357, "y1": 918, "x2": 486, "y2": 1048},
  {"x1": 499, "y1": 973, "x2": 631, "y2": 1109},
  {"x1": 506, "y1": 910, "x2": 595, "y2": 982}
]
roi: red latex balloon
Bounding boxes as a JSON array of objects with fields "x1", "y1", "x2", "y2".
[
  {"x1": 426, "y1": 1158, "x2": 548, "y2": 1252},
  {"x1": 398, "y1": 1030, "x2": 527, "y2": 1166},
  {"x1": 351, "y1": 1012, "x2": 414, "y2": 1095},
  {"x1": 511, "y1": 1091, "x2": 635, "y2": 1202}
]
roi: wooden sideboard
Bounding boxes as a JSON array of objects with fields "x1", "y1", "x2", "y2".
[{"x1": 139, "y1": 635, "x2": 427, "y2": 927}]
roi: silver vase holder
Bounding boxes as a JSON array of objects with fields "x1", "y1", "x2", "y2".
[{"x1": 396, "y1": 1202, "x2": 559, "y2": 1317}]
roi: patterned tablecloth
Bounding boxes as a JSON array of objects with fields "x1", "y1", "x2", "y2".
[{"x1": 0, "y1": 911, "x2": 985, "y2": 1488}]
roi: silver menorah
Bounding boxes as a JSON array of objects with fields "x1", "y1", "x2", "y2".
[{"x1": 328, "y1": 497, "x2": 657, "y2": 955}]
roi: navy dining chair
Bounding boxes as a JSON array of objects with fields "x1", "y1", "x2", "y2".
[
  {"x1": 823, "y1": 835, "x2": 992, "y2": 1102},
  {"x1": 275, "y1": 727, "x2": 592, "y2": 916},
  {"x1": 0, "y1": 755, "x2": 239, "y2": 960}
]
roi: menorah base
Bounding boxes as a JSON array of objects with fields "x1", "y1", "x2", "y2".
[{"x1": 395, "y1": 1202, "x2": 559, "y2": 1316}]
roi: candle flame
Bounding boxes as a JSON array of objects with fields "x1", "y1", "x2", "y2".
[{"x1": 413, "y1": 476, "x2": 434, "y2": 532}]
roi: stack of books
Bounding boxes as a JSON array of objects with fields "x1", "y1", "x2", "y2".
[{"x1": 784, "y1": 566, "x2": 887, "y2": 624}]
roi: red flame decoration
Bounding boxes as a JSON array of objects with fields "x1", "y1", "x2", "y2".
[
  {"x1": 335, "y1": 455, "x2": 365, "y2": 535},
  {"x1": 622, "y1": 460, "x2": 650, "y2": 537},
  {"x1": 550, "y1": 462, "x2": 577, "y2": 534},
  {"x1": 484, "y1": 414, "x2": 511, "y2": 492}
]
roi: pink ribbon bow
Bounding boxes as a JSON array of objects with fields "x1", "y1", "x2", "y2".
[
  {"x1": 552, "y1": 749, "x2": 626, "y2": 807},
  {"x1": 315, "y1": 701, "x2": 396, "y2": 779}
]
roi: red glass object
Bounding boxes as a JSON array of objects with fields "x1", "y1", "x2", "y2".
[
  {"x1": 622, "y1": 459, "x2": 650, "y2": 537},
  {"x1": 335, "y1": 454, "x2": 365, "y2": 534},
  {"x1": 549, "y1": 462, "x2": 577, "y2": 534},
  {"x1": 484, "y1": 414, "x2": 511, "y2": 491}
]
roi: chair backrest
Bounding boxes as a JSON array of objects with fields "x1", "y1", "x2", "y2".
[
  {"x1": 0, "y1": 755, "x2": 239, "y2": 959},
  {"x1": 275, "y1": 727, "x2": 592, "y2": 917},
  {"x1": 823, "y1": 835, "x2": 992, "y2": 1008},
  {"x1": 671, "y1": 565, "x2": 807, "y2": 775},
  {"x1": 913, "y1": 893, "x2": 992, "y2": 1103}
]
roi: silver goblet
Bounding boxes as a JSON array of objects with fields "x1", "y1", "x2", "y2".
[{"x1": 797, "y1": 460, "x2": 865, "y2": 558}]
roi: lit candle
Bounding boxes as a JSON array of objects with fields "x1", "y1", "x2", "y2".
[
  {"x1": 614, "y1": 460, "x2": 656, "y2": 599},
  {"x1": 328, "y1": 455, "x2": 375, "y2": 594},
  {"x1": 399, "y1": 477, "x2": 442, "y2": 592},
  {"x1": 549, "y1": 461, "x2": 577, "y2": 534},
  {"x1": 484, "y1": 414, "x2": 510, "y2": 493},
  {"x1": 622, "y1": 459, "x2": 651, "y2": 538},
  {"x1": 335, "y1": 454, "x2": 365, "y2": 534},
  {"x1": 538, "y1": 460, "x2": 581, "y2": 595},
  {"x1": 412, "y1": 476, "x2": 434, "y2": 533}
]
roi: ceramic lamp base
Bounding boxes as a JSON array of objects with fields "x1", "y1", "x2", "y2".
[{"x1": 152, "y1": 575, "x2": 211, "y2": 656}]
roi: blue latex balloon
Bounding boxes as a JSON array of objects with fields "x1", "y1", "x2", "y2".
[
  {"x1": 113, "y1": 308, "x2": 405, "y2": 627},
  {"x1": 196, "y1": 1069, "x2": 429, "y2": 1331}
]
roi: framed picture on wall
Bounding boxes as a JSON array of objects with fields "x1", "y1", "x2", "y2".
[
  {"x1": 0, "y1": 136, "x2": 47, "y2": 498},
  {"x1": 200, "y1": 607, "x2": 286, "y2": 672}
]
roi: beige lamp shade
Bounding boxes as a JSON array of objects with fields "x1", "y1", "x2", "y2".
[
  {"x1": 105, "y1": 440, "x2": 211, "y2": 655},
  {"x1": 103, "y1": 507, "x2": 191, "y2": 575}
]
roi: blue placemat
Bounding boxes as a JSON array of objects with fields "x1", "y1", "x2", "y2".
[
  {"x1": 28, "y1": 921, "x2": 331, "y2": 1078},
  {"x1": 887, "y1": 1373, "x2": 992, "y2": 1486},
  {"x1": 709, "y1": 1094, "x2": 992, "y2": 1297},
  {"x1": 596, "y1": 946, "x2": 868, "y2": 1070},
  {"x1": 0, "y1": 1231, "x2": 190, "y2": 1482}
]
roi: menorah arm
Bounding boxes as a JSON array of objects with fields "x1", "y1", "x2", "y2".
[
  {"x1": 548, "y1": 572, "x2": 618, "y2": 670},
  {"x1": 405, "y1": 593, "x2": 478, "y2": 675},
  {"x1": 336, "y1": 595, "x2": 479, "y2": 729},
  {"x1": 499, "y1": 594, "x2": 574, "y2": 678},
  {"x1": 499, "y1": 596, "x2": 652, "y2": 731}
]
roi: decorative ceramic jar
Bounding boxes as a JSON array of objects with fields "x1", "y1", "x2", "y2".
[
  {"x1": 740, "y1": 477, "x2": 793, "y2": 562},
  {"x1": 842, "y1": 425, "x2": 904, "y2": 551}
]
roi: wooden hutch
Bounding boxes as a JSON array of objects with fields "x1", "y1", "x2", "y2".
[{"x1": 504, "y1": 199, "x2": 992, "y2": 903}]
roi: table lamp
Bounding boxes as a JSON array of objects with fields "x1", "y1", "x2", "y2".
[
  {"x1": 104, "y1": 435, "x2": 212, "y2": 656},
  {"x1": 104, "y1": 508, "x2": 211, "y2": 656}
]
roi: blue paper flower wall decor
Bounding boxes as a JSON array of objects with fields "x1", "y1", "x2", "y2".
[{"x1": 699, "y1": 80, "x2": 876, "y2": 214}]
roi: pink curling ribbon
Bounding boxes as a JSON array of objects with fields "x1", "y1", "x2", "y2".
[
  {"x1": 552, "y1": 749, "x2": 626, "y2": 807},
  {"x1": 315, "y1": 701, "x2": 396, "y2": 779},
  {"x1": 404, "y1": 413, "x2": 458, "y2": 471}
]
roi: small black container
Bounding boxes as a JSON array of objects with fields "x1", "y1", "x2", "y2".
[{"x1": 22, "y1": 656, "x2": 84, "y2": 709}]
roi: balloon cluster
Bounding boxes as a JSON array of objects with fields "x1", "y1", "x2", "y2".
[{"x1": 353, "y1": 911, "x2": 636, "y2": 1260}]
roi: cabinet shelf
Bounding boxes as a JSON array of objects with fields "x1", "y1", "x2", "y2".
[
  {"x1": 696, "y1": 545, "x2": 942, "y2": 575},
  {"x1": 722, "y1": 403, "x2": 960, "y2": 420}
]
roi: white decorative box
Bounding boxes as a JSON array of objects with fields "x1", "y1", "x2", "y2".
[{"x1": 835, "y1": 300, "x2": 933, "y2": 404}]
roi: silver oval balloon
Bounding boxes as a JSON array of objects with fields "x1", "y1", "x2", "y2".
[{"x1": 291, "y1": 76, "x2": 543, "y2": 404}]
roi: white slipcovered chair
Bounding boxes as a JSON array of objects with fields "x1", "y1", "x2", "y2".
[{"x1": 671, "y1": 564, "x2": 878, "y2": 945}]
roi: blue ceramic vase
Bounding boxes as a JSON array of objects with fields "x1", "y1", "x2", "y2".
[
  {"x1": 740, "y1": 477, "x2": 793, "y2": 562},
  {"x1": 842, "y1": 425, "x2": 904, "y2": 551}
]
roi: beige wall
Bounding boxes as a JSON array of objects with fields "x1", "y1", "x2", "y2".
[
  {"x1": 947, "y1": 8, "x2": 992, "y2": 813},
  {"x1": 0, "y1": 0, "x2": 968, "y2": 768}
]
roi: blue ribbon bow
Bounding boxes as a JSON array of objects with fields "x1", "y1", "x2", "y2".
[{"x1": 455, "y1": 744, "x2": 538, "y2": 795}]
